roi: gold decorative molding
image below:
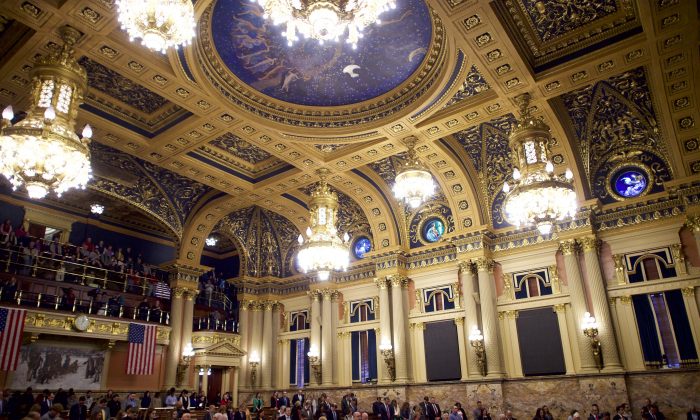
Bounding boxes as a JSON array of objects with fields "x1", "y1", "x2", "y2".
[
  {"x1": 553, "y1": 303, "x2": 567, "y2": 313},
  {"x1": 558, "y1": 239, "x2": 578, "y2": 256},
  {"x1": 473, "y1": 257, "x2": 494, "y2": 273},
  {"x1": 671, "y1": 243, "x2": 687, "y2": 275},
  {"x1": 454, "y1": 317, "x2": 464, "y2": 326},
  {"x1": 192, "y1": 331, "x2": 241, "y2": 347},
  {"x1": 612, "y1": 254, "x2": 627, "y2": 285},
  {"x1": 374, "y1": 277, "x2": 390, "y2": 289},
  {"x1": 685, "y1": 215, "x2": 700, "y2": 233},
  {"x1": 618, "y1": 296, "x2": 632, "y2": 305},
  {"x1": 681, "y1": 287, "x2": 695, "y2": 297},
  {"x1": 548, "y1": 265, "x2": 561, "y2": 294},
  {"x1": 389, "y1": 275, "x2": 409, "y2": 288},
  {"x1": 579, "y1": 236, "x2": 600, "y2": 252}
]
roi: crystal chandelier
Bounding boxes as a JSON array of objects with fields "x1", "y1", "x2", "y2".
[
  {"x1": 0, "y1": 26, "x2": 92, "y2": 200},
  {"x1": 297, "y1": 169, "x2": 351, "y2": 281},
  {"x1": 116, "y1": 0, "x2": 196, "y2": 53},
  {"x1": 502, "y1": 93, "x2": 577, "y2": 235},
  {"x1": 393, "y1": 136, "x2": 435, "y2": 209},
  {"x1": 253, "y1": 0, "x2": 397, "y2": 48}
]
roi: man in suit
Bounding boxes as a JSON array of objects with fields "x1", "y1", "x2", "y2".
[
  {"x1": 40, "y1": 393, "x2": 55, "y2": 416},
  {"x1": 589, "y1": 404, "x2": 601, "y2": 420},
  {"x1": 179, "y1": 391, "x2": 190, "y2": 410},
  {"x1": 279, "y1": 392, "x2": 291, "y2": 410},
  {"x1": 379, "y1": 398, "x2": 393, "y2": 420},
  {"x1": 472, "y1": 402, "x2": 484, "y2": 420},
  {"x1": 292, "y1": 391, "x2": 304, "y2": 407},
  {"x1": 505, "y1": 410, "x2": 516, "y2": 420},
  {"x1": 449, "y1": 406, "x2": 463, "y2": 420},
  {"x1": 69, "y1": 397, "x2": 87, "y2": 420},
  {"x1": 430, "y1": 398, "x2": 441, "y2": 420},
  {"x1": 279, "y1": 407, "x2": 292, "y2": 420},
  {"x1": 687, "y1": 407, "x2": 699, "y2": 420},
  {"x1": 373, "y1": 399, "x2": 383, "y2": 417},
  {"x1": 233, "y1": 405, "x2": 246, "y2": 420},
  {"x1": 328, "y1": 403, "x2": 340, "y2": 420}
]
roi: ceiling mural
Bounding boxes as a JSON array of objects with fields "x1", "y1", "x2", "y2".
[
  {"x1": 452, "y1": 114, "x2": 517, "y2": 229},
  {"x1": 209, "y1": 0, "x2": 432, "y2": 107},
  {"x1": 441, "y1": 65, "x2": 490, "y2": 110},
  {"x1": 216, "y1": 206, "x2": 300, "y2": 278},
  {"x1": 90, "y1": 143, "x2": 212, "y2": 237},
  {"x1": 77, "y1": 56, "x2": 192, "y2": 138},
  {"x1": 208, "y1": 132, "x2": 273, "y2": 165},
  {"x1": 558, "y1": 66, "x2": 673, "y2": 204},
  {"x1": 496, "y1": 0, "x2": 640, "y2": 70}
]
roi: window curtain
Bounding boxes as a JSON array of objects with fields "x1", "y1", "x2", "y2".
[
  {"x1": 289, "y1": 338, "x2": 309, "y2": 387},
  {"x1": 351, "y1": 330, "x2": 377, "y2": 382},
  {"x1": 632, "y1": 294, "x2": 663, "y2": 368},
  {"x1": 664, "y1": 290, "x2": 699, "y2": 366}
]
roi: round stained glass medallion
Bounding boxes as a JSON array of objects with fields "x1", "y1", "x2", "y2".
[
  {"x1": 612, "y1": 168, "x2": 649, "y2": 198},
  {"x1": 353, "y1": 237, "x2": 372, "y2": 259},
  {"x1": 422, "y1": 218, "x2": 445, "y2": 243}
]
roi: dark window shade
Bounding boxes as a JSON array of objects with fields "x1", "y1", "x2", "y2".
[
  {"x1": 516, "y1": 307, "x2": 566, "y2": 376},
  {"x1": 423, "y1": 320, "x2": 461, "y2": 381}
]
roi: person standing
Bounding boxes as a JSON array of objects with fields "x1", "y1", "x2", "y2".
[{"x1": 69, "y1": 397, "x2": 87, "y2": 420}]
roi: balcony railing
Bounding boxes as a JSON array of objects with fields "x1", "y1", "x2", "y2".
[
  {"x1": 193, "y1": 316, "x2": 238, "y2": 333},
  {"x1": 0, "y1": 288, "x2": 170, "y2": 324}
]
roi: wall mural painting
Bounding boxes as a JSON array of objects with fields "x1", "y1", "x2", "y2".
[
  {"x1": 11, "y1": 343, "x2": 105, "y2": 390},
  {"x1": 210, "y1": 0, "x2": 433, "y2": 106}
]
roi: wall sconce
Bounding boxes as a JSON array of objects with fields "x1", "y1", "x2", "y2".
[
  {"x1": 177, "y1": 343, "x2": 195, "y2": 386},
  {"x1": 198, "y1": 367, "x2": 212, "y2": 376},
  {"x1": 582, "y1": 312, "x2": 603, "y2": 370},
  {"x1": 468, "y1": 326, "x2": 487, "y2": 376},
  {"x1": 307, "y1": 347, "x2": 322, "y2": 384},
  {"x1": 249, "y1": 351, "x2": 260, "y2": 386},
  {"x1": 378, "y1": 341, "x2": 396, "y2": 381}
]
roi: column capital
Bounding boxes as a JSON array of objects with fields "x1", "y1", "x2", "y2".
[
  {"x1": 558, "y1": 239, "x2": 578, "y2": 255},
  {"x1": 337, "y1": 331, "x2": 351, "y2": 338},
  {"x1": 454, "y1": 317, "x2": 464, "y2": 326},
  {"x1": 458, "y1": 261, "x2": 474, "y2": 274},
  {"x1": 506, "y1": 310, "x2": 519, "y2": 319},
  {"x1": 331, "y1": 290, "x2": 341, "y2": 302},
  {"x1": 410, "y1": 322, "x2": 425, "y2": 330},
  {"x1": 374, "y1": 277, "x2": 390, "y2": 289},
  {"x1": 578, "y1": 236, "x2": 600, "y2": 252},
  {"x1": 389, "y1": 275, "x2": 409, "y2": 288},
  {"x1": 320, "y1": 289, "x2": 334, "y2": 300},
  {"x1": 618, "y1": 296, "x2": 632, "y2": 305},
  {"x1": 553, "y1": 303, "x2": 567, "y2": 313},
  {"x1": 308, "y1": 290, "x2": 322, "y2": 301},
  {"x1": 250, "y1": 301, "x2": 264, "y2": 311},
  {"x1": 681, "y1": 287, "x2": 695, "y2": 297},
  {"x1": 685, "y1": 215, "x2": 700, "y2": 232},
  {"x1": 239, "y1": 300, "x2": 251, "y2": 311},
  {"x1": 161, "y1": 260, "x2": 211, "y2": 283},
  {"x1": 263, "y1": 300, "x2": 279, "y2": 311},
  {"x1": 183, "y1": 289, "x2": 199, "y2": 301},
  {"x1": 473, "y1": 257, "x2": 494, "y2": 273}
]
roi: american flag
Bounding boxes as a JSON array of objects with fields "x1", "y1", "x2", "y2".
[
  {"x1": 0, "y1": 307, "x2": 26, "y2": 371},
  {"x1": 126, "y1": 323, "x2": 156, "y2": 375}
]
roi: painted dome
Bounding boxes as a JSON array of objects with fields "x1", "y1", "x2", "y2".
[{"x1": 209, "y1": 0, "x2": 433, "y2": 107}]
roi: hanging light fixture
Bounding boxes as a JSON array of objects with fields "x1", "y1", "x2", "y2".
[
  {"x1": 116, "y1": 0, "x2": 196, "y2": 53},
  {"x1": 205, "y1": 236, "x2": 218, "y2": 247},
  {"x1": 90, "y1": 203, "x2": 104, "y2": 215},
  {"x1": 502, "y1": 93, "x2": 577, "y2": 235},
  {"x1": 393, "y1": 136, "x2": 435, "y2": 209},
  {"x1": 253, "y1": 0, "x2": 397, "y2": 49},
  {"x1": 0, "y1": 26, "x2": 92, "y2": 200},
  {"x1": 297, "y1": 169, "x2": 351, "y2": 281}
]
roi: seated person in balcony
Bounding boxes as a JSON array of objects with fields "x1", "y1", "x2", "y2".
[
  {"x1": 95, "y1": 292, "x2": 109, "y2": 316},
  {"x1": 137, "y1": 298, "x2": 150, "y2": 321},
  {"x1": 100, "y1": 246, "x2": 113, "y2": 268},
  {"x1": 82, "y1": 237, "x2": 95, "y2": 253},
  {"x1": 1, "y1": 276, "x2": 18, "y2": 301},
  {"x1": 107, "y1": 294, "x2": 122, "y2": 317},
  {"x1": 15, "y1": 222, "x2": 28, "y2": 247},
  {"x1": 115, "y1": 248, "x2": 125, "y2": 272}
]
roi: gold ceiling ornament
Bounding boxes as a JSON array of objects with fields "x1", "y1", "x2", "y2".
[
  {"x1": 393, "y1": 136, "x2": 435, "y2": 209},
  {"x1": 116, "y1": 0, "x2": 195, "y2": 53},
  {"x1": 297, "y1": 168, "x2": 351, "y2": 281},
  {"x1": 502, "y1": 93, "x2": 577, "y2": 235},
  {"x1": 0, "y1": 26, "x2": 92, "y2": 200},
  {"x1": 254, "y1": 0, "x2": 396, "y2": 48}
]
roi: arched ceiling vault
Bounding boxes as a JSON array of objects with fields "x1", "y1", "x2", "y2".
[{"x1": 0, "y1": 0, "x2": 696, "y2": 276}]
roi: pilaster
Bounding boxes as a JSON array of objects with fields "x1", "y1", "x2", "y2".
[
  {"x1": 390, "y1": 275, "x2": 409, "y2": 383},
  {"x1": 474, "y1": 256, "x2": 504, "y2": 377},
  {"x1": 459, "y1": 261, "x2": 480, "y2": 378}
]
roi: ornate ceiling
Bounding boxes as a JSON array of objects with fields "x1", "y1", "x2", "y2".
[{"x1": 0, "y1": 0, "x2": 697, "y2": 281}]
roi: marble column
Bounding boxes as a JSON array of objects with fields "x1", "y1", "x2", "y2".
[
  {"x1": 221, "y1": 368, "x2": 230, "y2": 395},
  {"x1": 559, "y1": 239, "x2": 596, "y2": 372},
  {"x1": 336, "y1": 332, "x2": 351, "y2": 386},
  {"x1": 231, "y1": 367, "x2": 239, "y2": 407},
  {"x1": 553, "y1": 304, "x2": 576, "y2": 375},
  {"x1": 459, "y1": 262, "x2": 479, "y2": 378},
  {"x1": 261, "y1": 301, "x2": 274, "y2": 388},
  {"x1": 580, "y1": 236, "x2": 622, "y2": 371},
  {"x1": 454, "y1": 317, "x2": 468, "y2": 380},
  {"x1": 309, "y1": 291, "x2": 321, "y2": 386},
  {"x1": 375, "y1": 278, "x2": 392, "y2": 383},
  {"x1": 321, "y1": 289, "x2": 333, "y2": 386},
  {"x1": 201, "y1": 365, "x2": 209, "y2": 397},
  {"x1": 686, "y1": 216, "x2": 700, "y2": 255},
  {"x1": 331, "y1": 292, "x2": 340, "y2": 385},
  {"x1": 181, "y1": 290, "x2": 197, "y2": 354},
  {"x1": 612, "y1": 296, "x2": 645, "y2": 371},
  {"x1": 474, "y1": 257, "x2": 504, "y2": 377},
  {"x1": 238, "y1": 302, "x2": 250, "y2": 388},
  {"x1": 278, "y1": 338, "x2": 290, "y2": 389},
  {"x1": 411, "y1": 322, "x2": 426, "y2": 382},
  {"x1": 390, "y1": 275, "x2": 409, "y2": 383},
  {"x1": 250, "y1": 303, "x2": 264, "y2": 388},
  {"x1": 164, "y1": 287, "x2": 185, "y2": 387},
  {"x1": 503, "y1": 311, "x2": 523, "y2": 377},
  {"x1": 681, "y1": 287, "x2": 700, "y2": 354},
  {"x1": 271, "y1": 304, "x2": 281, "y2": 388}
]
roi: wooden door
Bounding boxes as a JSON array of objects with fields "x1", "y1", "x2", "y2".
[{"x1": 208, "y1": 367, "x2": 223, "y2": 403}]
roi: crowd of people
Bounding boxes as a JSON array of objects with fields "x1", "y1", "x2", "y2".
[
  {"x1": 0, "y1": 219, "x2": 170, "y2": 297},
  {"x1": 0, "y1": 388, "x2": 696, "y2": 420}
]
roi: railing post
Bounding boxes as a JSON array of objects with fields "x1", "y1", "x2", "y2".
[
  {"x1": 119, "y1": 305, "x2": 124, "y2": 318},
  {"x1": 4, "y1": 249, "x2": 11, "y2": 272},
  {"x1": 16, "y1": 290, "x2": 22, "y2": 305},
  {"x1": 37, "y1": 293, "x2": 42, "y2": 308},
  {"x1": 31, "y1": 256, "x2": 38, "y2": 277},
  {"x1": 88, "y1": 298, "x2": 93, "y2": 314},
  {"x1": 55, "y1": 296, "x2": 61, "y2": 311}
]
